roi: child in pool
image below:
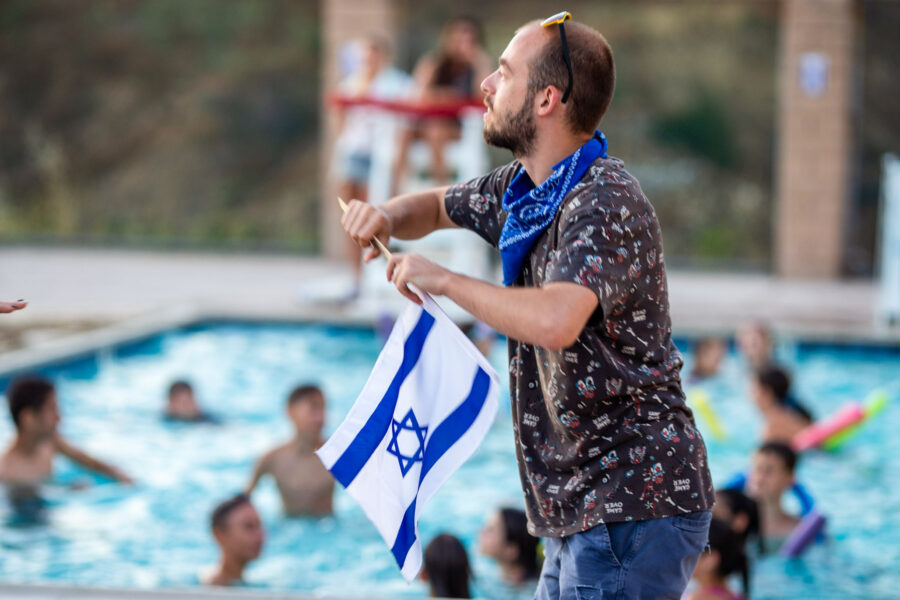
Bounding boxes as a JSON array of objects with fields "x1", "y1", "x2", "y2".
[
  {"x1": 750, "y1": 365, "x2": 813, "y2": 443},
  {"x1": 686, "y1": 518, "x2": 749, "y2": 600},
  {"x1": 746, "y1": 441, "x2": 800, "y2": 550},
  {"x1": 422, "y1": 533, "x2": 472, "y2": 598},
  {"x1": 0, "y1": 377, "x2": 132, "y2": 489},
  {"x1": 163, "y1": 380, "x2": 217, "y2": 423},
  {"x1": 245, "y1": 384, "x2": 334, "y2": 516},
  {"x1": 478, "y1": 507, "x2": 541, "y2": 586},
  {"x1": 202, "y1": 493, "x2": 264, "y2": 586},
  {"x1": 688, "y1": 337, "x2": 726, "y2": 383},
  {"x1": 714, "y1": 488, "x2": 765, "y2": 556}
]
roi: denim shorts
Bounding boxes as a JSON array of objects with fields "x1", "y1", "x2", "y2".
[{"x1": 534, "y1": 510, "x2": 712, "y2": 600}]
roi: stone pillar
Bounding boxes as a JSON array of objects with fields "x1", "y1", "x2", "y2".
[
  {"x1": 320, "y1": 0, "x2": 398, "y2": 260},
  {"x1": 774, "y1": 0, "x2": 857, "y2": 278}
]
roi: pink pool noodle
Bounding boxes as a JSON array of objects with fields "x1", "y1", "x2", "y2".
[
  {"x1": 780, "y1": 510, "x2": 826, "y2": 557},
  {"x1": 792, "y1": 403, "x2": 865, "y2": 452}
]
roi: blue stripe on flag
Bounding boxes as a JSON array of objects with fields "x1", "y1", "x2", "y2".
[
  {"x1": 390, "y1": 367, "x2": 492, "y2": 569},
  {"x1": 330, "y1": 310, "x2": 435, "y2": 488}
]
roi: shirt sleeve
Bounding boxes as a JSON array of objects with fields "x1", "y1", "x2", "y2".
[
  {"x1": 443, "y1": 161, "x2": 519, "y2": 248},
  {"x1": 543, "y1": 185, "x2": 654, "y2": 321}
]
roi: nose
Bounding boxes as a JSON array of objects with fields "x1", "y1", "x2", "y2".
[{"x1": 481, "y1": 70, "x2": 498, "y2": 97}]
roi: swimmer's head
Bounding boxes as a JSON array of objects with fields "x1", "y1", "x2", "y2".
[
  {"x1": 751, "y1": 365, "x2": 813, "y2": 423},
  {"x1": 691, "y1": 518, "x2": 749, "y2": 597},
  {"x1": 422, "y1": 533, "x2": 472, "y2": 599},
  {"x1": 737, "y1": 321, "x2": 773, "y2": 368},
  {"x1": 166, "y1": 380, "x2": 200, "y2": 418},
  {"x1": 286, "y1": 384, "x2": 326, "y2": 438},
  {"x1": 7, "y1": 377, "x2": 60, "y2": 438},
  {"x1": 750, "y1": 365, "x2": 790, "y2": 411},
  {"x1": 211, "y1": 493, "x2": 264, "y2": 563},
  {"x1": 748, "y1": 441, "x2": 797, "y2": 502},
  {"x1": 714, "y1": 488, "x2": 763, "y2": 553},
  {"x1": 691, "y1": 337, "x2": 726, "y2": 379},
  {"x1": 478, "y1": 507, "x2": 540, "y2": 580}
]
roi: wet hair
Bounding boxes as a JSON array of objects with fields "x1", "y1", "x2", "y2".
[
  {"x1": 754, "y1": 365, "x2": 813, "y2": 423},
  {"x1": 7, "y1": 376, "x2": 55, "y2": 429},
  {"x1": 288, "y1": 384, "x2": 323, "y2": 406},
  {"x1": 716, "y1": 488, "x2": 765, "y2": 554},
  {"x1": 757, "y1": 441, "x2": 798, "y2": 474},
  {"x1": 211, "y1": 493, "x2": 251, "y2": 531},
  {"x1": 706, "y1": 518, "x2": 751, "y2": 598},
  {"x1": 500, "y1": 508, "x2": 540, "y2": 579},
  {"x1": 527, "y1": 20, "x2": 615, "y2": 135},
  {"x1": 167, "y1": 380, "x2": 193, "y2": 398},
  {"x1": 423, "y1": 533, "x2": 472, "y2": 598}
]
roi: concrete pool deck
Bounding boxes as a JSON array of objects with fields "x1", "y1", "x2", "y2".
[{"x1": 0, "y1": 246, "x2": 897, "y2": 351}]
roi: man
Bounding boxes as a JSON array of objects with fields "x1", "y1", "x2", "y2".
[
  {"x1": 342, "y1": 14, "x2": 713, "y2": 599},
  {"x1": 245, "y1": 384, "x2": 334, "y2": 516},
  {"x1": 0, "y1": 377, "x2": 132, "y2": 488},
  {"x1": 203, "y1": 493, "x2": 265, "y2": 586}
]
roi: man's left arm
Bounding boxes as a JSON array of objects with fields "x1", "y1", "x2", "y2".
[
  {"x1": 55, "y1": 435, "x2": 133, "y2": 484},
  {"x1": 386, "y1": 253, "x2": 597, "y2": 351}
]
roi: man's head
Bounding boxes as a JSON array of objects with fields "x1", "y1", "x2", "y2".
[
  {"x1": 167, "y1": 380, "x2": 199, "y2": 416},
  {"x1": 748, "y1": 441, "x2": 797, "y2": 502},
  {"x1": 7, "y1": 377, "x2": 59, "y2": 438},
  {"x1": 211, "y1": 493, "x2": 264, "y2": 564},
  {"x1": 481, "y1": 17, "x2": 615, "y2": 157},
  {"x1": 286, "y1": 384, "x2": 326, "y2": 438}
]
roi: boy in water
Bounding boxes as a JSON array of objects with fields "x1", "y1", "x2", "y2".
[
  {"x1": 746, "y1": 441, "x2": 800, "y2": 549},
  {"x1": 0, "y1": 377, "x2": 132, "y2": 488},
  {"x1": 245, "y1": 385, "x2": 334, "y2": 516},
  {"x1": 164, "y1": 380, "x2": 216, "y2": 423},
  {"x1": 203, "y1": 493, "x2": 265, "y2": 586}
]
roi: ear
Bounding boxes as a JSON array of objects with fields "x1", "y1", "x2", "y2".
[
  {"x1": 536, "y1": 85, "x2": 563, "y2": 117},
  {"x1": 419, "y1": 569, "x2": 429, "y2": 583}
]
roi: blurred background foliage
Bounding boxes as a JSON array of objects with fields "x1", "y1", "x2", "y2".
[{"x1": 0, "y1": 0, "x2": 897, "y2": 273}]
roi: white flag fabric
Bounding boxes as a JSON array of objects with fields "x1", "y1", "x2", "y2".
[{"x1": 316, "y1": 294, "x2": 500, "y2": 581}]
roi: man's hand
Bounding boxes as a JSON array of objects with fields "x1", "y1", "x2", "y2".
[
  {"x1": 386, "y1": 253, "x2": 452, "y2": 305},
  {"x1": 340, "y1": 199, "x2": 392, "y2": 263}
]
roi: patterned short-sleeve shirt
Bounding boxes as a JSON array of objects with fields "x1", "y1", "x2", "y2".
[{"x1": 445, "y1": 157, "x2": 714, "y2": 538}]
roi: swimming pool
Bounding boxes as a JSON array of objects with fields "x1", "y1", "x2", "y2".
[{"x1": 0, "y1": 322, "x2": 898, "y2": 599}]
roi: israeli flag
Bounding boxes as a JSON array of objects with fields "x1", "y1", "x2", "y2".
[{"x1": 316, "y1": 294, "x2": 500, "y2": 581}]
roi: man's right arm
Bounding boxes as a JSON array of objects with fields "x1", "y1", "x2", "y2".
[{"x1": 341, "y1": 186, "x2": 455, "y2": 262}]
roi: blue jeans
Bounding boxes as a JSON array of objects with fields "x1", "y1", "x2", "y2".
[{"x1": 534, "y1": 511, "x2": 712, "y2": 600}]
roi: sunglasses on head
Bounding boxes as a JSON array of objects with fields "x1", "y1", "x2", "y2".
[{"x1": 540, "y1": 11, "x2": 573, "y2": 104}]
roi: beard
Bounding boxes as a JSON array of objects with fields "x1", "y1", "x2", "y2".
[{"x1": 482, "y1": 91, "x2": 537, "y2": 158}]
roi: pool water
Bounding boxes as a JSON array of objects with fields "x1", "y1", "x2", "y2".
[{"x1": 0, "y1": 323, "x2": 897, "y2": 599}]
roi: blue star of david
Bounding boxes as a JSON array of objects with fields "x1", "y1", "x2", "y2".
[{"x1": 386, "y1": 408, "x2": 428, "y2": 477}]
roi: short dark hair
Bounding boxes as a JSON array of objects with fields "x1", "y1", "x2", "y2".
[
  {"x1": 423, "y1": 533, "x2": 472, "y2": 599},
  {"x1": 7, "y1": 376, "x2": 55, "y2": 429},
  {"x1": 500, "y1": 507, "x2": 540, "y2": 578},
  {"x1": 211, "y1": 493, "x2": 251, "y2": 531},
  {"x1": 757, "y1": 441, "x2": 798, "y2": 473},
  {"x1": 168, "y1": 380, "x2": 193, "y2": 398},
  {"x1": 707, "y1": 518, "x2": 750, "y2": 598},
  {"x1": 527, "y1": 20, "x2": 615, "y2": 135},
  {"x1": 754, "y1": 365, "x2": 790, "y2": 400},
  {"x1": 288, "y1": 384, "x2": 323, "y2": 406}
]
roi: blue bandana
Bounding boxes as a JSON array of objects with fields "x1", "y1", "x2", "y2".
[{"x1": 498, "y1": 131, "x2": 608, "y2": 285}]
